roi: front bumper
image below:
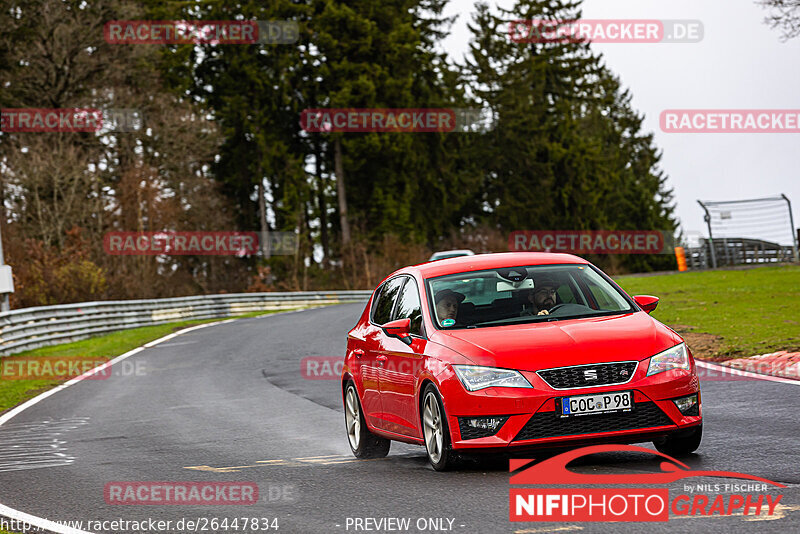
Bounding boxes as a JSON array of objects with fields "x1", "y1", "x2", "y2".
[{"x1": 439, "y1": 362, "x2": 702, "y2": 450}]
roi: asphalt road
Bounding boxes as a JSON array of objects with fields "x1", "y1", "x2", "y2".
[{"x1": 0, "y1": 304, "x2": 798, "y2": 534}]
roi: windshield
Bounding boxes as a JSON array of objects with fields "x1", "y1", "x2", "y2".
[{"x1": 426, "y1": 264, "x2": 634, "y2": 329}]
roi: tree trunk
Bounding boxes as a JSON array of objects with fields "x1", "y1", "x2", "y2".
[
  {"x1": 334, "y1": 137, "x2": 350, "y2": 247},
  {"x1": 0, "y1": 168, "x2": 5, "y2": 226},
  {"x1": 315, "y1": 145, "x2": 329, "y2": 266},
  {"x1": 258, "y1": 178, "x2": 270, "y2": 259}
]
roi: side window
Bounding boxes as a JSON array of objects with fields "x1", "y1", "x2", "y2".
[
  {"x1": 371, "y1": 277, "x2": 404, "y2": 325},
  {"x1": 394, "y1": 277, "x2": 423, "y2": 336}
]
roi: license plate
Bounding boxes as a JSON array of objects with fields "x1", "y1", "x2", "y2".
[{"x1": 559, "y1": 391, "x2": 633, "y2": 417}]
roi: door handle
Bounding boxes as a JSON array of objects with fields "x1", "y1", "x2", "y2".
[
  {"x1": 353, "y1": 349, "x2": 365, "y2": 358},
  {"x1": 376, "y1": 355, "x2": 388, "y2": 366}
]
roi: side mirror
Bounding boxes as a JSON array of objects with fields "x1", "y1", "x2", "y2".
[
  {"x1": 382, "y1": 318, "x2": 412, "y2": 345},
  {"x1": 634, "y1": 295, "x2": 659, "y2": 314}
]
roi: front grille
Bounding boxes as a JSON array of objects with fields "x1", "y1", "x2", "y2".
[
  {"x1": 458, "y1": 416, "x2": 509, "y2": 440},
  {"x1": 513, "y1": 401, "x2": 674, "y2": 441},
  {"x1": 537, "y1": 361, "x2": 638, "y2": 389}
]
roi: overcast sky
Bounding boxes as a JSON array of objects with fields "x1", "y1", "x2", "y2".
[{"x1": 440, "y1": 0, "x2": 800, "y2": 244}]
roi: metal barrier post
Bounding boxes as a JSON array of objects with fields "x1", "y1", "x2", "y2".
[
  {"x1": 697, "y1": 200, "x2": 717, "y2": 268},
  {"x1": 782, "y1": 194, "x2": 799, "y2": 262}
]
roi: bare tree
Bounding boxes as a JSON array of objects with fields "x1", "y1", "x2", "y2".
[
  {"x1": 0, "y1": 0, "x2": 132, "y2": 247},
  {"x1": 3, "y1": 135, "x2": 100, "y2": 248},
  {"x1": 0, "y1": 0, "x2": 247, "y2": 304},
  {"x1": 760, "y1": 0, "x2": 800, "y2": 40}
]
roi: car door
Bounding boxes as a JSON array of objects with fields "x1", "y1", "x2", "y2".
[
  {"x1": 360, "y1": 277, "x2": 405, "y2": 429},
  {"x1": 377, "y1": 276, "x2": 427, "y2": 438}
]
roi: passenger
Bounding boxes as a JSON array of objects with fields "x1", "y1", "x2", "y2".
[{"x1": 435, "y1": 289, "x2": 465, "y2": 324}]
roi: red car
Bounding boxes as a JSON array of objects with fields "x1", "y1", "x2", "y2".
[{"x1": 341, "y1": 252, "x2": 702, "y2": 470}]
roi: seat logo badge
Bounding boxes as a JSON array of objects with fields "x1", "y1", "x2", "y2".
[
  {"x1": 620, "y1": 369, "x2": 629, "y2": 376},
  {"x1": 583, "y1": 369, "x2": 598, "y2": 380}
]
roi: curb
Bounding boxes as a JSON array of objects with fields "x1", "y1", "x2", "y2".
[{"x1": 712, "y1": 351, "x2": 800, "y2": 381}]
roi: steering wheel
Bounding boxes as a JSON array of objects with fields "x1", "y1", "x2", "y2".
[{"x1": 546, "y1": 304, "x2": 567, "y2": 314}]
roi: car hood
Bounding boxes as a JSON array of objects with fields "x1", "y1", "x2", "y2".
[{"x1": 433, "y1": 312, "x2": 682, "y2": 372}]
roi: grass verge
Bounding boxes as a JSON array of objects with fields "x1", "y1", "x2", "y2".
[{"x1": 616, "y1": 265, "x2": 800, "y2": 359}]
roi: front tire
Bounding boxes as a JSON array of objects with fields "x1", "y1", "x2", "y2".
[
  {"x1": 344, "y1": 382, "x2": 390, "y2": 458},
  {"x1": 654, "y1": 424, "x2": 702, "y2": 456},
  {"x1": 421, "y1": 384, "x2": 457, "y2": 471}
]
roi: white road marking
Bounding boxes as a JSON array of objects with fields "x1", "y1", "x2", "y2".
[
  {"x1": 151, "y1": 340, "x2": 198, "y2": 348},
  {"x1": 0, "y1": 418, "x2": 89, "y2": 472}
]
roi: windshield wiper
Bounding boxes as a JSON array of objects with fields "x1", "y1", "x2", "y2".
[
  {"x1": 469, "y1": 316, "x2": 551, "y2": 328},
  {"x1": 468, "y1": 309, "x2": 632, "y2": 328}
]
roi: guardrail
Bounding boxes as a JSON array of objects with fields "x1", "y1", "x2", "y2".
[{"x1": 0, "y1": 291, "x2": 372, "y2": 356}]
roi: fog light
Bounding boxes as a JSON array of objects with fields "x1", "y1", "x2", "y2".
[
  {"x1": 673, "y1": 393, "x2": 698, "y2": 414},
  {"x1": 458, "y1": 416, "x2": 509, "y2": 439},
  {"x1": 466, "y1": 417, "x2": 505, "y2": 431}
]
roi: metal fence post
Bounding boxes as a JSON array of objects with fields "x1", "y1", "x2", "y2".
[
  {"x1": 697, "y1": 200, "x2": 717, "y2": 268},
  {"x1": 781, "y1": 194, "x2": 799, "y2": 262}
]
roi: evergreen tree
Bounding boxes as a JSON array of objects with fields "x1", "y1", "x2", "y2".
[{"x1": 465, "y1": 0, "x2": 676, "y2": 271}]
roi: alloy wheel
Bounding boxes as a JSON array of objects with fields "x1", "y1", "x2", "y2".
[
  {"x1": 423, "y1": 392, "x2": 444, "y2": 464},
  {"x1": 345, "y1": 386, "x2": 361, "y2": 450}
]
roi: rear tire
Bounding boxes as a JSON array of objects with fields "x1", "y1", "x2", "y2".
[
  {"x1": 654, "y1": 424, "x2": 702, "y2": 456},
  {"x1": 421, "y1": 384, "x2": 458, "y2": 471},
  {"x1": 344, "y1": 382, "x2": 390, "y2": 459}
]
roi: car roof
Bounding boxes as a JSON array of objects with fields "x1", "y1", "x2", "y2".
[{"x1": 399, "y1": 252, "x2": 588, "y2": 280}]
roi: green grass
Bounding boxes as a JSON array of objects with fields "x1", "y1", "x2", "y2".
[
  {"x1": 616, "y1": 265, "x2": 800, "y2": 358},
  {"x1": 0, "y1": 309, "x2": 298, "y2": 413}
]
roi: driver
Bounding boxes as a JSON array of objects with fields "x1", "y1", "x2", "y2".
[
  {"x1": 521, "y1": 275, "x2": 559, "y2": 316},
  {"x1": 435, "y1": 289, "x2": 465, "y2": 324}
]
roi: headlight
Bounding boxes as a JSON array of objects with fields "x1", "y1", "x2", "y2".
[
  {"x1": 452, "y1": 365, "x2": 533, "y2": 391},
  {"x1": 647, "y1": 343, "x2": 690, "y2": 376}
]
